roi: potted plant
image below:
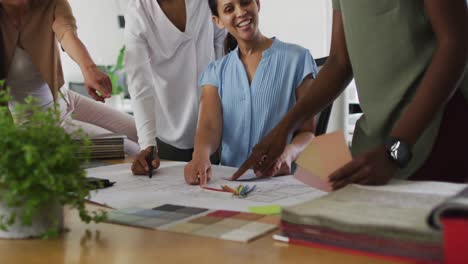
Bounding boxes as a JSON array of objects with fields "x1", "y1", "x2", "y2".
[
  {"x1": 0, "y1": 86, "x2": 106, "y2": 239},
  {"x1": 101, "y1": 46, "x2": 126, "y2": 109}
]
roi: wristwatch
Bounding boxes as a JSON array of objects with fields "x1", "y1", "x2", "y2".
[{"x1": 384, "y1": 137, "x2": 412, "y2": 168}]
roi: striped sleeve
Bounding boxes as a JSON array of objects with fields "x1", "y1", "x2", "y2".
[
  {"x1": 296, "y1": 49, "x2": 318, "y2": 87},
  {"x1": 198, "y1": 61, "x2": 220, "y2": 89}
]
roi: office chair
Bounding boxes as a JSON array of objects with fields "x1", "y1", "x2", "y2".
[{"x1": 313, "y1": 56, "x2": 333, "y2": 136}]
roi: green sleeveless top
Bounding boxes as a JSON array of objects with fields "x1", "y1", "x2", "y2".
[{"x1": 332, "y1": 0, "x2": 468, "y2": 179}]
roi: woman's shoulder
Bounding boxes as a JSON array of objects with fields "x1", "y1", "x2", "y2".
[
  {"x1": 273, "y1": 38, "x2": 311, "y2": 57},
  {"x1": 199, "y1": 53, "x2": 238, "y2": 87},
  {"x1": 206, "y1": 51, "x2": 238, "y2": 71}
]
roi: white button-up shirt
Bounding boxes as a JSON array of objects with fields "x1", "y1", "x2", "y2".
[{"x1": 124, "y1": 0, "x2": 225, "y2": 150}]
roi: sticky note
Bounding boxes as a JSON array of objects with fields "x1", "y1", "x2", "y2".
[{"x1": 248, "y1": 205, "x2": 281, "y2": 215}]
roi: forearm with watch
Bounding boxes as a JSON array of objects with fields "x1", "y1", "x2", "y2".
[
  {"x1": 385, "y1": 44, "x2": 467, "y2": 168},
  {"x1": 385, "y1": 0, "x2": 468, "y2": 169}
]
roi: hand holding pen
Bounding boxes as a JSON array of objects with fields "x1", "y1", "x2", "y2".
[{"x1": 131, "y1": 146, "x2": 160, "y2": 176}]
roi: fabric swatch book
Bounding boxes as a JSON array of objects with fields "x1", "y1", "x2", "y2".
[
  {"x1": 279, "y1": 181, "x2": 467, "y2": 263},
  {"x1": 428, "y1": 186, "x2": 468, "y2": 264},
  {"x1": 106, "y1": 204, "x2": 279, "y2": 243},
  {"x1": 428, "y1": 186, "x2": 468, "y2": 229},
  {"x1": 75, "y1": 133, "x2": 126, "y2": 159}
]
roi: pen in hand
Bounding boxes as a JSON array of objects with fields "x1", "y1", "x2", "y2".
[{"x1": 148, "y1": 146, "x2": 155, "y2": 179}]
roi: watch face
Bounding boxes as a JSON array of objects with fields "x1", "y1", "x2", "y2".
[
  {"x1": 390, "y1": 141, "x2": 401, "y2": 161},
  {"x1": 386, "y1": 139, "x2": 411, "y2": 168}
]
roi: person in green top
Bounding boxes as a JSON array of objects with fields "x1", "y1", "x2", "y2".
[{"x1": 232, "y1": 0, "x2": 468, "y2": 188}]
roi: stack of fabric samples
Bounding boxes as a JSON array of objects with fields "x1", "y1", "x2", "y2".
[
  {"x1": 278, "y1": 184, "x2": 465, "y2": 263},
  {"x1": 106, "y1": 204, "x2": 279, "y2": 242},
  {"x1": 75, "y1": 133, "x2": 126, "y2": 159},
  {"x1": 428, "y1": 186, "x2": 468, "y2": 263}
]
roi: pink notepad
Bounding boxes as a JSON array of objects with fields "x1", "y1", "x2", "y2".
[{"x1": 294, "y1": 131, "x2": 352, "y2": 192}]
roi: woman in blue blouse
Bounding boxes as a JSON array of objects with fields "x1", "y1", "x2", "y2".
[{"x1": 184, "y1": 0, "x2": 318, "y2": 185}]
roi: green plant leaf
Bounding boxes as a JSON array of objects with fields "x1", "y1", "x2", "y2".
[
  {"x1": 98, "y1": 46, "x2": 126, "y2": 95},
  {"x1": 116, "y1": 46, "x2": 125, "y2": 70}
]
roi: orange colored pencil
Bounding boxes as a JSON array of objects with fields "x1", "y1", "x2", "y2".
[{"x1": 222, "y1": 185, "x2": 237, "y2": 194}]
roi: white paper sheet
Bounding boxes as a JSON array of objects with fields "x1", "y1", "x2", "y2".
[{"x1": 87, "y1": 162, "x2": 326, "y2": 211}]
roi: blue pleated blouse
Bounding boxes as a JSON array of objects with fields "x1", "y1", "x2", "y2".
[{"x1": 199, "y1": 38, "x2": 317, "y2": 167}]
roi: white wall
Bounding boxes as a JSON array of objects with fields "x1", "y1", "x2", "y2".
[{"x1": 259, "y1": 0, "x2": 332, "y2": 58}]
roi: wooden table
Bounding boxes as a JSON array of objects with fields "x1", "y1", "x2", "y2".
[{"x1": 0, "y1": 160, "x2": 402, "y2": 264}]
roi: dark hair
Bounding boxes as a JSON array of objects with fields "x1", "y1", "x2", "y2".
[{"x1": 208, "y1": 0, "x2": 238, "y2": 54}]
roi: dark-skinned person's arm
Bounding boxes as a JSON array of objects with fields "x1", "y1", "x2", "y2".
[
  {"x1": 232, "y1": 10, "x2": 353, "y2": 180},
  {"x1": 329, "y1": 0, "x2": 468, "y2": 189},
  {"x1": 255, "y1": 76, "x2": 316, "y2": 177},
  {"x1": 184, "y1": 86, "x2": 223, "y2": 185}
]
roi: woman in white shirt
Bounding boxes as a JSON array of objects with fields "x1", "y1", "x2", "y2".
[{"x1": 125, "y1": 0, "x2": 225, "y2": 175}]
